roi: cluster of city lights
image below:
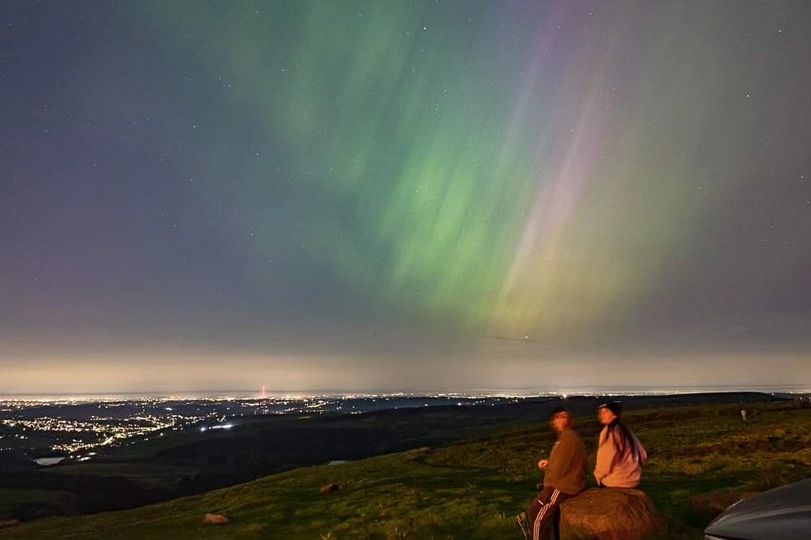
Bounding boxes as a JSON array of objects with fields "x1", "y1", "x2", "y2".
[{"x1": 0, "y1": 392, "x2": 568, "y2": 461}]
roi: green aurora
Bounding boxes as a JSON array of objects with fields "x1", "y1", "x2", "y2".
[{"x1": 1, "y1": 0, "x2": 809, "y2": 391}]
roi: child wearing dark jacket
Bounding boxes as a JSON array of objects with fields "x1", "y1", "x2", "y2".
[{"x1": 517, "y1": 407, "x2": 587, "y2": 540}]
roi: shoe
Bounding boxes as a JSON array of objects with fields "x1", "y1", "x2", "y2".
[{"x1": 516, "y1": 511, "x2": 530, "y2": 540}]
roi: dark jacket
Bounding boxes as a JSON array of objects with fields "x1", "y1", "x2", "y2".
[{"x1": 543, "y1": 428, "x2": 587, "y2": 495}]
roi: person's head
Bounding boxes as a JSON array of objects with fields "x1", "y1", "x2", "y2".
[
  {"x1": 549, "y1": 407, "x2": 573, "y2": 433},
  {"x1": 597, "y1": 401, "x2": 621, "y2": 425}
]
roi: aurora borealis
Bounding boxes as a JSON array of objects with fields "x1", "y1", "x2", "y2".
[{"x1": 2, "y1": 1, "x2": 810, "y2": 393}]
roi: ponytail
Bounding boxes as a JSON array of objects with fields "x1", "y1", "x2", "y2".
[{"x1": 606, "y1": 420, "x2": 641, "y2": 462}]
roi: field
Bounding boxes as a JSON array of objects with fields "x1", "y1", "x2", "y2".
[{"x1": 2, "y1": 399, "x2": 809, "y2": 539}]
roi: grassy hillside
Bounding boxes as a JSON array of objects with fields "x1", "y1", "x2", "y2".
[
  {"x1": 2, "y1": 393, "x2": 761, "y2": 521},
  {"x1": 2, "y1": 401, "x2": 810, "y2": 539}
]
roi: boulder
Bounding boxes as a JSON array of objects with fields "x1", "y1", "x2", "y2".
[
  {"x1": 560, "y1": 488, "x2": 664, "y2": 540},
  {"x1": 202, "y1": 513, "x2": 230, "y2": 525},
  {"x1": 320, "y1": 483, "x2": 341, "y2": 494}
]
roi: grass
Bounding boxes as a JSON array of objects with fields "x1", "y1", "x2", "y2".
[
  {"x1": 48, "y1": 462, "x2": 197, "y2": 492},
  {"x1": 0, "y1": 490, "x2": 77, "y2": 522},
  {"x1": 2, "y1": 401, "x2": 810, "y2": 539}
]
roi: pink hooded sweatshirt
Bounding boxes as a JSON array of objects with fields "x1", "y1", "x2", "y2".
[{"x1": 594, "y1": 424, "x2": 648, "y2": 488}]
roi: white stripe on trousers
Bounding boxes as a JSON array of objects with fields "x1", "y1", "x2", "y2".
[{"x1": 533, "y1": 488, "x2": 560, "y2": 540}]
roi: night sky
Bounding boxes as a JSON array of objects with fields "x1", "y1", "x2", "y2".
[{"x1": 2, "y1": 1, "x2": 809, "y2": 393}]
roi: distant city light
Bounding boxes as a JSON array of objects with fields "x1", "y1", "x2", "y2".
[{"x1": 5, "y1": 391, "x2": 748, "y2": 459}]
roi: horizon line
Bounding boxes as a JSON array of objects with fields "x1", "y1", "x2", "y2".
[{"x1": 1, "y1": 384, "x2": 809, "y2": 400}]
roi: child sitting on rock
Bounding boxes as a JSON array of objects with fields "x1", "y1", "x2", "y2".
[{"x1": 594, "y1": 402, "x2": 647, "y2": 488}]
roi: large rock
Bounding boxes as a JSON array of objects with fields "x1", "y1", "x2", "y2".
[
  {"x1": 0, "y1": 519, "x2": 20, "y2": 529},
  {"x1": 202, "y1": 513, "x2": 230, "y2": 525},
  {"x1": 560, "y1": 488, "x2": 664, "y2": 540}
]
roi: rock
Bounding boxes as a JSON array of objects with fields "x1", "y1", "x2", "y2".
[
  {"x1": 0, "y1": 519, "x2": 20, "y2": 529},
  {"x1": 560, "y1": 488, "x2": 664, "y2": 540},
  {"x1": 202, "y1": 513, "x2": 230, "y2": 525},
  {"x1": 320, "y1": 483, "x2": 341, "y2": 494}
]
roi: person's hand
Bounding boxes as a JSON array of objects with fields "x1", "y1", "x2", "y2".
[{"x1": 537, "y1": 459, "x2": 549, "y2": 470}]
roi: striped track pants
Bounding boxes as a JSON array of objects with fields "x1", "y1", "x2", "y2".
[{"x1": 525, "y1": 486, "x2": 573, "y2": 540}]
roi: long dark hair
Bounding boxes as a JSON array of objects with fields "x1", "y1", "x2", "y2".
[{"x1": 605, "y1": 419, "x2": 641, "y2": 462}]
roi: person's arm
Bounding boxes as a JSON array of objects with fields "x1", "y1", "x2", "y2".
[
  {"x1": 633, "y1": 433, "x2": 648, "y2": 464},
  {"x1": 594, "y1": 428, "x2": 615, "y2": 486}
]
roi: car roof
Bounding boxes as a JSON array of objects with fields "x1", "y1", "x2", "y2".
[{"x1": 705, "y1": 478, "x2": 811, "y2": 540}]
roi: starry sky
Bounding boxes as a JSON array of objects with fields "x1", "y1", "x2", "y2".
[{"x1": 1, "y1": 1, "x2": 810, "y2": 394}]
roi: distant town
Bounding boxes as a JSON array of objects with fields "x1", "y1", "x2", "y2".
[{"x1": 0, "y1": 393, "x2": 529, "y2": 462}]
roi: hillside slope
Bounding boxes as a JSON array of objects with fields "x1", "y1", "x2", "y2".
[{"x1": 2, "y1": 401, "x2": 810, "y2": 539}]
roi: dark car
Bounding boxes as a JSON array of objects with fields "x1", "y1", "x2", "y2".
[{"x1": 704, "y1": 478, "x2": 811, "y2": 540}]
